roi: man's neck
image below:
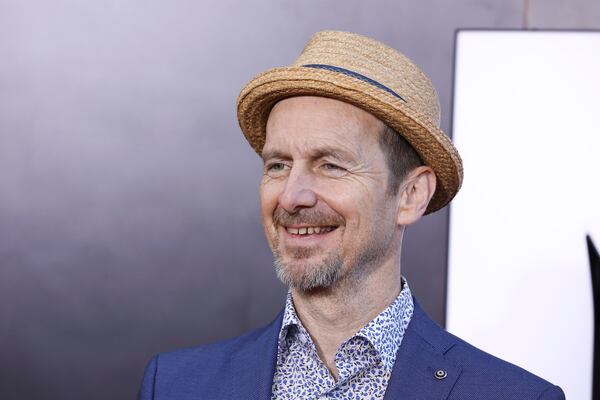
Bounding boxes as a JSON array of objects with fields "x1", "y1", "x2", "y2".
[{"x1": 290, "y1": 256, "x2": 402, "y2": 380}]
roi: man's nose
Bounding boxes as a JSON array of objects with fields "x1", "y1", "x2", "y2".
[{"x1": 278, "y1": 167, "x2": 318, "y2": 213}]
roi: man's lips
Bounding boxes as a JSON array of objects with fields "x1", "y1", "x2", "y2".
[
  {"x1": 283, "y1": 225, "x2": 337, "y2": 235},
  {"x1": 272, "y1": 206, "x2": 344, "y2": 237}
]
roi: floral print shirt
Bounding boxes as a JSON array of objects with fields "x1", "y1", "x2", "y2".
[{"x1": 271, "y1": 278, "x2": 414, "y2": 399}]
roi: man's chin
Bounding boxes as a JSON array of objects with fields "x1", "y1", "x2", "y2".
[{"x1": 273, "y1": 254, "x2": 343, "y2": 291}]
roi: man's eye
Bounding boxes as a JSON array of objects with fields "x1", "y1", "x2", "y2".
[
  {"x1": 321, "y1": 163, "x2": 347, "y2": 176},
  {"x1": 323, "y1": 163, "x2": 341, "y2": 170},
  {"x1": 267, "y1": 163, "x2": 284, "y2": 171},
  {"x1": 265, "y1": 162, "x2": 289, "y2": 176}
]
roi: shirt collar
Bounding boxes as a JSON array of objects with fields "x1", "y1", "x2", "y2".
[
  {"x1": 354, "y1": 278, "x2": 414, "y2": 370},
  {"x1": 278, "y1": 277, "x2": 414, "y2": 372}
]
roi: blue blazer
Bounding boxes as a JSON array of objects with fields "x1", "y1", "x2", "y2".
[{"x1": 138, "y1": 298, "x2": 565, "y2": 399}]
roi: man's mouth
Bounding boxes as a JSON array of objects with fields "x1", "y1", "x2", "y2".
[{"x1": 284, "y1": 226, "x2": 338, "y2": 235}]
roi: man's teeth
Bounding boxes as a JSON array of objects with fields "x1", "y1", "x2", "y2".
[{"x1": 286, "y1": 226, "x2": 334, "y2": 235}]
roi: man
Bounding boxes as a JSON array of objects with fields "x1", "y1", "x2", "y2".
[{"x1": 138, "y1": 31, "x2": 565, "y2": 399}]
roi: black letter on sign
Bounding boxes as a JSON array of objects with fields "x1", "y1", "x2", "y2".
[{"x1": 587, "y1": 234, "x2": 600, "y2": 400}]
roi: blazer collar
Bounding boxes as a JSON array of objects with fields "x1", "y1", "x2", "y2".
[
  {"x1": 384, "y1": 298, "x2": 462, "y2": 399},
  {"x1": 228, "y1": 310, "x2": 282, "y2": 400}
]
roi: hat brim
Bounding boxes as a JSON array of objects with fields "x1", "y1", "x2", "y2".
[{"x1": 237, "y1": 66, "x2": 463, "y2": 214}]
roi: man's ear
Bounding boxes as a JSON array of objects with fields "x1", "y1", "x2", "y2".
[{"x1": 396, "y1": 166, "x2": 437, "y2": 226}]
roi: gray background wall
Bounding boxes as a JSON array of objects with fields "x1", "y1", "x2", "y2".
[{"x1": 0, "y1": 1, "x2": 598, "y2": 399}]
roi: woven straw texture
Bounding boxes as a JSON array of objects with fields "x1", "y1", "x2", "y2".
[{"x1": 237, "y1": 31, "x2": 463, "y2": 214}]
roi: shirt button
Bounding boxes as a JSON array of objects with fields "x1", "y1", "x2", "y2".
[{"x1": 434, "y1": 369, "x2": 447, "y2": 380}]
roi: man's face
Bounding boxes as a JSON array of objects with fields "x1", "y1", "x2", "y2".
[{"x1": 260, "y1": 96, "x2": 402, "y2": 291}]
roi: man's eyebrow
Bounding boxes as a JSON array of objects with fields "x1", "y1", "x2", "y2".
[
  {"x1": 261, "y1": 149, "x2": 288, "y2": 162},
  {"x1": 261, "y1": 146, "x2": 357, "y2": 162},
  {"x1": 309, "y1": 146, "x2": 357, "y2": 162}
]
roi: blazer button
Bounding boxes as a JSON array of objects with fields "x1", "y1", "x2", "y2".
[{"x1": 434, "y1": 369, "x2": 447, "y2": 380}]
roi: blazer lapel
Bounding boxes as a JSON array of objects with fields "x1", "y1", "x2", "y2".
[
  {"x1": 384, "y1": 299, "x2": 462, "y2": 400},
  {"x1": 228, "y1": 310, "x2": 283, "y2": 400}
]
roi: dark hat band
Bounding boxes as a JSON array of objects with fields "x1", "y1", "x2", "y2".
[{"x1": 302, "y1": 64, "x2": 406, "y2": 102}]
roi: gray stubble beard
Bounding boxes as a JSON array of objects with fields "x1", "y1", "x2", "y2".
[
  {"x1": 273, "y1": 246, "x2": 343, "y2": 291},
  {"x1": 272, "y1": 231, "x2": 392, "y2": 292}
]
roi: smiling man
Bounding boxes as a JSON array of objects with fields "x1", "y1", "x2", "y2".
[{"x1": 138, "y1": 31, "x2": 565, "y2": 399}]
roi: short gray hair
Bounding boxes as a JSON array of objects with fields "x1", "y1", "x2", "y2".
[{"x1": 378, "y1": 124, "x2": 424, "y2": 194}]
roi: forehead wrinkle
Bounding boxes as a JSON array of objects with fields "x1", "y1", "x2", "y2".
[
  {"x1": 308, "y1": 145, "x2": 359, "y2": 161},
  {"x1": 262, "y1": 136, "x2": 363, "y2": 163},
  {"x1": 261, "y1": 148, "x2": 288, "y2": 162}
]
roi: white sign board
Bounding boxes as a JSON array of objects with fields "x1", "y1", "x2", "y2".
[{"x1": 448, "y1": 30, "x2": 599, "y2": 400}]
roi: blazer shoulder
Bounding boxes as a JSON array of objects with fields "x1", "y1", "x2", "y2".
[
  {"x1": 446, "y1": 330, "x2": 556, "y2": 385},
  {"x1": 408, "y1": 300, "x2": 565, "y2": 399},
  {"x1": 138, "y1": 311, "x2": 283, "y2": 400},
  {"x1": 157, "y1": 312, "x2": 282, "y2": 372},
  {"x1": 447, "y1": 335, "x2": 565, "y2": 399}
]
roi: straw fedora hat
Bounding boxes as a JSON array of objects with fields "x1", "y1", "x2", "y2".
[{"x1": 237, "y1": 30, "x2": 463, "y2": 214}]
